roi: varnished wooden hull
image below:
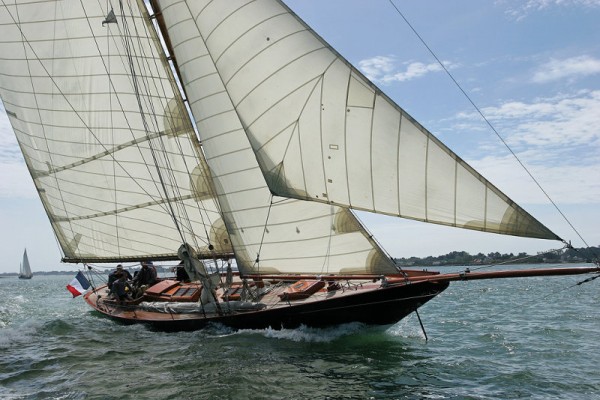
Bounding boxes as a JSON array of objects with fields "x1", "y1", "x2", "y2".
[{"x1": 83, "y1": 279, "x2": 449, "y2": 332}]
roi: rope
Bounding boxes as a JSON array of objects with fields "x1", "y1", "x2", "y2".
[
  {"x1": 123, "y1": 0, "x2": 218, "y2": 252},
  {"x1": 82, "y1": 264, "x2": 109, "y2": 293},
  {"x1": 462, "y1": 244, "x2": 570, "y2": 273},
  {"x1": 386, "y1": 0, "x2": 590, "y2": 248},
  {"x1": 253, "y1": 195, "x2": 276, "y2": 273}
]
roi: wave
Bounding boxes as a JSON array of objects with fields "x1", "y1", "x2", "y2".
[{"x1": 0, "y1": 319, "x2": 44, "y2": 348}]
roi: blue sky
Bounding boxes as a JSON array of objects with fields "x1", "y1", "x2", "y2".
[{"x1": 1, "y1": 0, "x2": 599, "y2": 273}]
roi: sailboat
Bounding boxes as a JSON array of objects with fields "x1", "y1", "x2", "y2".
[
  {"x1": 0, "y1": 1, "x2": 597, "y2": 331},
  {"x1": 18, "y1": 249, "x2": 33, "y2": 280}
]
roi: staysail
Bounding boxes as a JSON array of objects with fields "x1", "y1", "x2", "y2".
[
  {"x1": 0, "y1": 1, "x2": 231, "y2": 262},
  {"x1": 154, "y1": 0, "x2": 560, "y2": 241},
  {"x1": 153, "y1": 0, "x2": 399, "y2": 276}
]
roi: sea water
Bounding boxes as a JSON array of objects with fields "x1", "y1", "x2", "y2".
[{"x1": 1, "y1": 265, "x2": 599, "y2": 399}]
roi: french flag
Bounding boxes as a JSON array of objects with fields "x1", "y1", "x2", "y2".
[{"x1": 66, "y1": 271, "x2": 91, "y2": 298}]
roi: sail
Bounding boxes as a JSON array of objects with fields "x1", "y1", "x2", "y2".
[
  {"x1": 20, "y1": 249, "x2": 32, "y2": 278},
  {"x1": 153, "y1": 0, "x2": 399, "y2": 276},
  {"x1": 152, "y1": 0, "x2": 559, "y2": 241},
  {"x1": 0, "y1": 1, "x2": 231, "y2": 262}
]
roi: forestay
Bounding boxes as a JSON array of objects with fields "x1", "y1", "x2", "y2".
[
  {"x1": 159, "y1": 0, "x2": 560, "y2": 241},
  {"x1": 0, "y1": 0, "x2": 230, "y2": 262},
  {"x1": 154, "y1": 0, "x2": 400, "y2": 276}
]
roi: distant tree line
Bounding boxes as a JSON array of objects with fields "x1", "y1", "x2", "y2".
[
  {"x1": 394, "y1": 246, "x2": 600, "y2": 267},
  {"x1": 2, "y1": 247, "x2": 598, "y2": 277}
]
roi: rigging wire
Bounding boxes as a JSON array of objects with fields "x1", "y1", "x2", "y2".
[
  {"x1": 105, "y1": 2, "x2": 122, "y2": 259},
  {"x1": 8, "y1": 0, "x2": 227, "y2": 262},
  {"x1": 126, "y1": 0, "x2": 222, "y2": 257},
  {"x1": 117, "y1": 0, "x2": 217, "y2": 256},
  {"x1": 119, "y1": 0, "x2": 196, "y2": 246},
  {"x1": 117, "y1": 0, "x2": 186, "y2": 242},
  {"x1": 386, "y1": 0, "x2": 591, "y2": 250},
  {"x1": 4, "y1": 0, "x2": 196, "y2": 261},
  {"x1": 80, "y1": 0, "x2": 172, "y2": 217},
  {"x1": 253, "y1": 195, "x2": 276, "y2": 274},
  {"x1": 419, "y1": 269, "x2": 599, "y2": 339},
  {"x1": 136, "y1": 0, "x2": 218, "y2": 252},
  {"x1": 464, "y1": 244, "x2": 569, "y2": 273},
  {"x1": 5, "y1": 0, "x2": 70, "y2": 260},
  {"x1": 384, "y1": 2, "x2": 600, "y2": 321}
]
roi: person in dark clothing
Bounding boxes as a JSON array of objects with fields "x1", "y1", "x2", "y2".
[
  {"x1": 132, "y1": 261, "x2": 158, "y2": 297},
  {"x1": 111, "y1": 271, "x2": 133, "y2": 303},
  {"x1": 108, "y1": 264, "x2": 132, "y2": 292},
  {"x1": 175, "y1": 261, "x2": 190, "y2": 282},
  {"x1": 133, "y1": 261, "x2": 157, "y2": 286}
]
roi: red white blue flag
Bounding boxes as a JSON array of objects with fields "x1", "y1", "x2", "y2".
[{"x1": 66, "y1": 271, "x2": 91, "y2": 298}]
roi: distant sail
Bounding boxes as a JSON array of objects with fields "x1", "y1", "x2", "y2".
[
  {"x1": 19, "y1": 249, "x2": 33, "y2": 279},
  {"x1": 154, "y1": 0, "x2": 400, "y2": 276},
  {"x1": 0, "y1": 1, "x2": 231, "y2": 262},
  {"x1": 153, "y1": 0, "x2": 559, "y2": 241}
]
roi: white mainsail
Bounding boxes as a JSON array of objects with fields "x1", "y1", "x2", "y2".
[
  {"x1": 0, "y1": 0, "x2": 231, "y2": 262},
  {"x1": 19, "y1": 248, "x2": 33, "y2": 278},
  {"x1": 154, "y1": 0, "x2": 399, "y2": 276},
  {"x1": 155, "y1": 0, "x2": 560, "y2": 241}
]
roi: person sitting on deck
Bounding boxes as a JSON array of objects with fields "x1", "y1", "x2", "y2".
[
  {"x1": 132, "y1": 261, "x2": 158, "y2": 297},
  {"x1": 111, "y1": 271, "x2": 133, "y2": 303},
  {"x1": 175, "y1": 261, "x2": 190, "y2": 282},
  {"x1": 107, "y1": 264, "x2": 132, "y2": 293}
]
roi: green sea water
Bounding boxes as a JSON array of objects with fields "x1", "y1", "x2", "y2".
[{"x1": 1, "y1": 265, "x2": 599, "y2": 399}]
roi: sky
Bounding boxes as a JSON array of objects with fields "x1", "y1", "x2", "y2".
[{"x1": 1, "y1": 0, "x2": 599, "y2": 273}]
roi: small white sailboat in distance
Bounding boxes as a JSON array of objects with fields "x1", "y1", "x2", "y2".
[{"x1": 18, "y1": 249, "x2": 33, "y2": 280}]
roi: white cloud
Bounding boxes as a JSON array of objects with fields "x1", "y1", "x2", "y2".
[
  {"x1": 532, "y1": 56, "x2": 600, "y2": 83},
  {"x1": 472, "y1": 154, "x2": 600, "y2": 205},
  {"x1": 504, "y1": 0, "x2": 600, "y2": 20},
  {"x1": 358, "y1": 56, "x2": 450, "y2": 84},
  {"x1": 451, "y1": 90, "x2": 600, "y2": 206},
  {"x1": 459, "y1": 90, "x2": 600, "y2": 148},
  {"x1": 357, "y1": 56, "x2": 396, "y2": 81}
]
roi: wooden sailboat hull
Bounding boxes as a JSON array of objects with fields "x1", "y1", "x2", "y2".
[{"x1": 83, "y1": 279, "x2": 449, "y2": 332}]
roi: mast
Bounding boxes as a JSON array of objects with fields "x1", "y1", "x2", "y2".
[
  {"x1": 149, "y1": 0, "x2": 402, "y2": 277},
  {"x1": 0, "y1": 1, "x2": 233, "y2": 263}
]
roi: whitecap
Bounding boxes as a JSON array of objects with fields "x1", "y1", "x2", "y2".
[
  {"x1": 257, "y1": 322, "x2": 367, "y2": 343},
  {"x1": 0, "y1": 319, "x2": 44, "y2": 348},
  {"x1": 385, "y1": 314, "x2": 427, "y2": 340}
]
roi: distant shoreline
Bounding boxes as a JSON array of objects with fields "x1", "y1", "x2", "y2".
[
  {"x1": 2, "y1": 246, "x2": 597, "y2": 277},
  {"x1": 393, "y1": 246, "x2": 598, "y2": 268}
]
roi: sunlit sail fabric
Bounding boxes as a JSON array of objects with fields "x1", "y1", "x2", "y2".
[
  {"x1": 157, "y1": 0, "x2": 559, "y2": 241},
  {"x1": 155, "y1": 0, "x2": 399, "y2": 276},
  {"x1": 0, "y1": 0, "x2": 230, "y2": 262}
]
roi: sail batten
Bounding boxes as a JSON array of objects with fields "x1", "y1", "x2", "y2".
[
  {"x1": 153, "y1": 0, "x2": 400, "y2": 276},
  {"x1": 157, "y1": 0, "x2": 559, "y2": 242},
  {"x1": 0, "y1": 0, "x2": 232, "y2": 262}
]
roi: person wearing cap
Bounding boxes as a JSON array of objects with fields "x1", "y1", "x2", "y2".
[
  {"x1": 107, "y1": 264, "x2": 132, "y2": 292},
  {"x1": 132, "y1": 261, "x2": 158, "y2": 296}
]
